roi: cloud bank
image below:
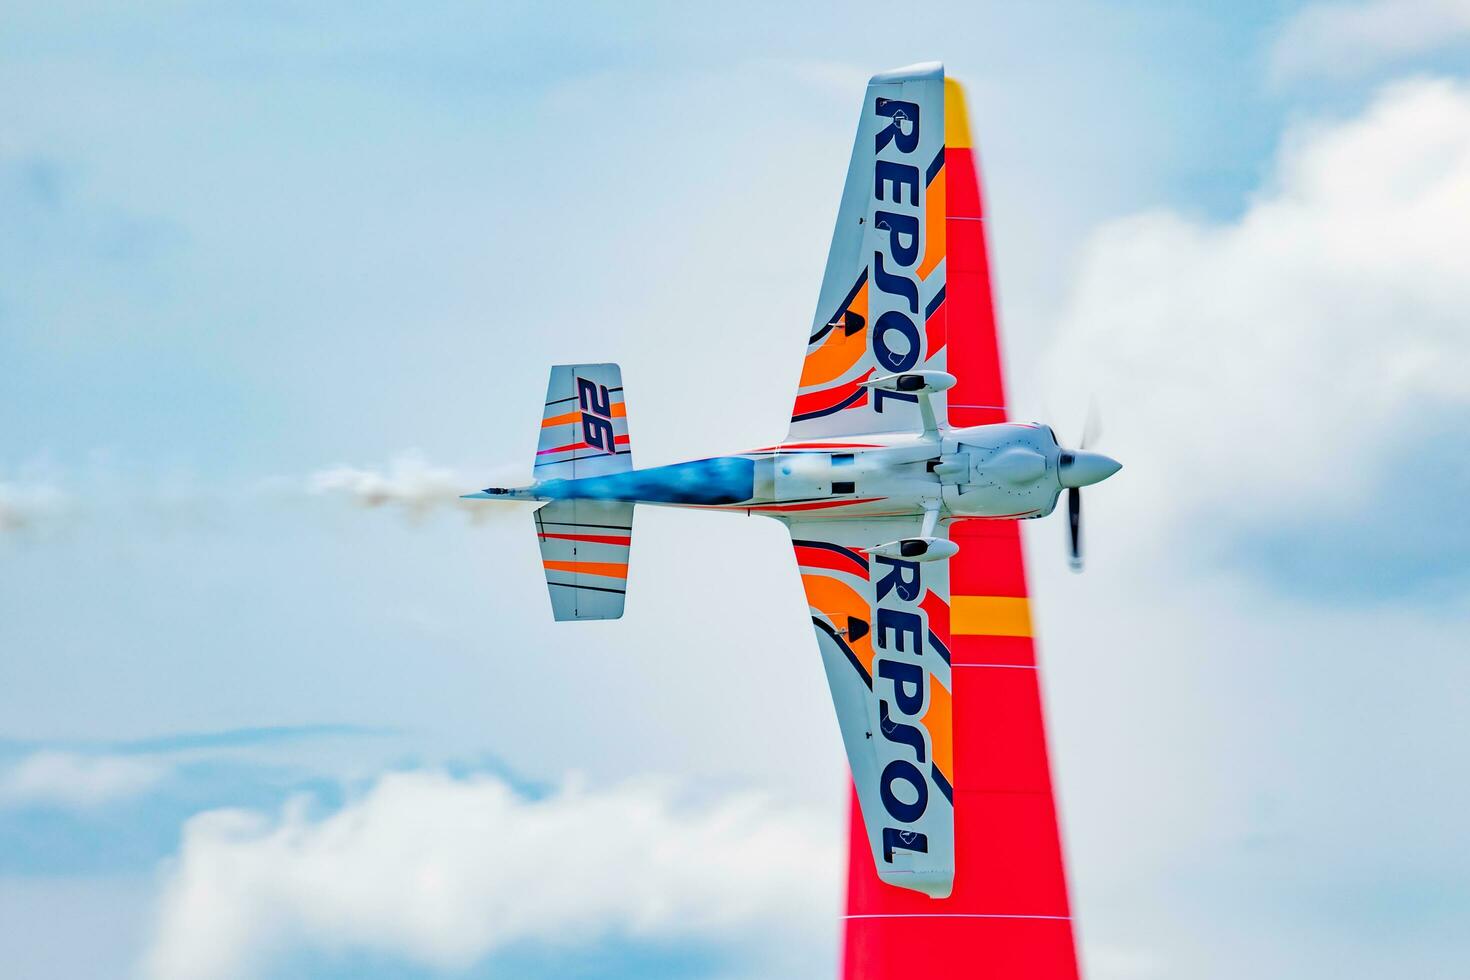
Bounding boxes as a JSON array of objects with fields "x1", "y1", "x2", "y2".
[
  {"x1": 1272, "y1": 0, "x2": 1470, "y2": 80},
  {"x1": 0, "y1": 751, "x2": 167, "y2": 808},
  {"x1": 144, "y1": 770, "x2": 840, "y2": 980},
  {"x1": 1047, "y1": 76, "x2": 1470, "y2": 595}
]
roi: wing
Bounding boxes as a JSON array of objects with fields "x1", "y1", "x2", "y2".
[
  {"x1": 789, "y1": 63, "x2": 950, "y2": 440},
  {"x1": 788, "y1": 518, "x2": 955, "y2": 898}
]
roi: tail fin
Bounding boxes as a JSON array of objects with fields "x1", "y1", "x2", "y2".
[
  {"x1": 534, "y1": 364, "x2": 634, "y2": 621},
  {"x1": 535, "y1": 363, "x2": 632, "y2": 479}
]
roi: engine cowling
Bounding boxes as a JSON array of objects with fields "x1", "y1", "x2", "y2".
[{"x1": 941, "y1": 422, "x2": 1065, "y2": 519}]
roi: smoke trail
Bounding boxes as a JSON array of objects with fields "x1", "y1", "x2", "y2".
[
  {"x1": 0, "y1": 454, "x2": 527, "y2": 539},
  {"x1": 304, "y1": 453, "x2": 528, "y2": 520}
]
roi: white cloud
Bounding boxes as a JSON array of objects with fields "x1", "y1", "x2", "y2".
[
  {"x1": 0, "y1": 752, "x2": 166, "y2": 808},
  {"x1": 0, "y1": 480, "x2": 70, "y2": 535},
  {"x1": 1085, "y1": 944, "x2": 1166, "y2": 980},
  {"x1": 1272, "y1": 0, "x2": 1470, "y2": 81},
  {"x1": 1031, "y1": 74, "x2": 1470, "y2": 979},
  {"x1": 1046, "y1": 76, "x2": 1470, "y2": 583},
  {"x1": 143, "y1": 770, "x2": 840, "y2": 980}
]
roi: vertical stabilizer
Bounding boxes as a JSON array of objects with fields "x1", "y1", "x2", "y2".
[{"x1": 535, "y1": 363, "x2": 632, "y2": 480}]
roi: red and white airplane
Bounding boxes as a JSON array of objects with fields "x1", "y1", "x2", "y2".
[{"x1": 467, "y1": 62, "x2": 1114, "y2": 978}]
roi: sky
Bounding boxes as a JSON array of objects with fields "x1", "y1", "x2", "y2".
[{"x1": 3, "y1": 1, "x2": 1470, "y2": 978}]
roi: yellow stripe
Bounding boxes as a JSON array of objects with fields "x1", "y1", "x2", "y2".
[
  {"x1": 951, "y1": 595, "x2": 1032, "y2": 637},
  {"x1": 944, "y1": 77, "x2": 972, "y2": 149}
]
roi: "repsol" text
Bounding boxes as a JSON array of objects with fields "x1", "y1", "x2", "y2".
[
  {"x1": 869, "y1": 96, "x2": 925, "y2": 418},
  {"x1": 872, "y1": 553, "x2": 933, "y2": 862}
]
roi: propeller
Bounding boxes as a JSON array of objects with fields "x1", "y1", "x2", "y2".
[
  {"x1": 1080, "y1": 396, "x2": 1102, "y2": 452},
  {"x1": 1060, "y1": 401, "x2": 1117, "y2": 573},
  {"x1": 1067, "y1": 485, "x2": 1083, "y2": 572}
]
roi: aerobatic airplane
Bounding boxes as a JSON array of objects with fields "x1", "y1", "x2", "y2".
[{"x1": 466, "y1": 62, "x2": 1116, "y2": 978}]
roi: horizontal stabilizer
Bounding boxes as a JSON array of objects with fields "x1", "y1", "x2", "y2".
[{"x1": 536, "y1": 499, "x2": 633, "y2": 621}]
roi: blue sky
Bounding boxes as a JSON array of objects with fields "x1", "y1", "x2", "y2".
[{"x1": 4, "y1": 2, "x2": 1470, "y2": 978}]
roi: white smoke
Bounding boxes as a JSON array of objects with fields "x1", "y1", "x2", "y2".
[
  {"x1": 302, "y1": 453, "x2": 528, "y2": 521},
  {"x1": 306, "y1": 454, "x2": 475, "y2": 518},
  {"x1": 0, "y1": 455, "x2": 523, "y2": 537}
]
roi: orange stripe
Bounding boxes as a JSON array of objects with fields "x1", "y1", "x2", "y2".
[
  {"x1": 542, "y1": 559, "x2": 628, "y2": 580},
  {"x1": 951, "y1": 595, "x2": 1032, "y2": 637},
  {"x1": 800, "y1": 573, "x2": 874, "y2": 675},
  {"x1": 798, "y1": 329, "x2": 870, "y2": 389},
  {"x1": 924, "y1": 675, "x2": 953, "y2": 788},
  {"x1": 798, "y1": 281, "x2": 870, "y2": 388},
  {"x1": 917, "y1": 164, "x2": 947, "y2": 281},
  {"x1": 541, "y1": 402, "x2": 627, "y2": 428}
]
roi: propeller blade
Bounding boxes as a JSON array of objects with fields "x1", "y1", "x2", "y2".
[
  {"x1": 1067, "y1": 486, "x2": 1083, "y2": 572},
  {"x1": 1080, "y1": 397, "x2": 1102, "y2": 451}
]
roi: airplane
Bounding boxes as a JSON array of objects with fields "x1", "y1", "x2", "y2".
[{"x1": 465, "y1": 62, "x2": 1116, "y2": 978}]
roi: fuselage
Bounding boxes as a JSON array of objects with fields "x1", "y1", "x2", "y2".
[{"x1": 496, "y1": 422, "x2": 1082, "y2": 524}]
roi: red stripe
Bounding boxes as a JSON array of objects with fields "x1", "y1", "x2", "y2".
[
  {"x1": 791, "y1": 370, "x2": 874, "y2": 418},
  {"x1": 536, "y1": 434, "x2": 631, "y2": 456},
  {"x1": 759, "y1": 497, "x2": 883, "y2": 513},
  {"x1": 944, "y1": 146, "x2": 1008, "y2": 429},
  {"x1": 793, "y1": 544, "x2": 868, "y2": 577},
  {"x1": 537, "y1": 440, "x2": 588, "y2": 455},
  {"x1": 925, "y1": 290, "x2": 947, "y2": 358},
  {"x1": 537, "y1": 532, "x2": 632, "y2": 546},
  {"x1": 919, "y1": 589, "x2": 949, "y2": 639},
  {"x1": 950, "y1": 634, "x2": 1036, "y2": 668},
  {"x1": 763, "y1": 442, "x2": 884, "y2": 451},
  {"x1": 949, "y1": 520, "x2": 1027, "y2": 596}
]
